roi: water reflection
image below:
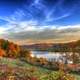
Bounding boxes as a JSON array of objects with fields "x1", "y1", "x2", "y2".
[
  {"x1": 31, "y1": 51, "x2": 73, "y2": 64},
  {"x1": 31, "y1": 51, "x2": 64, "y2": 61}
]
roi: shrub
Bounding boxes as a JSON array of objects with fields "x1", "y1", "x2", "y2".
[{"x1": 40, "y1": 70, "x2": 76, "y2": 80}]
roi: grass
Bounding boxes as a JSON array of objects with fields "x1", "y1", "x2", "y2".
[
  {"x1": 72, "y1": 74, "x2": 80, "y2": 80},
  {"x1": 0, "y1": 57, "x2": 50, "y2": 79},
  {"x1": 0, "y1": 57, "x2": 80, "y2": 80}
]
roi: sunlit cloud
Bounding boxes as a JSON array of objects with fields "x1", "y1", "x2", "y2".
[
  {"x1": 0, "y1": 0, "x2": 80, "y2": 44},
  {"x1": 0, "y1": 27, "x2": 7, "y2": 34},
  {"x1": 0, "y1": 8, "x2": 80, "y2": 44},
  {"x1": 1, "y1": 21, "x2": 80, "y2": 44}
]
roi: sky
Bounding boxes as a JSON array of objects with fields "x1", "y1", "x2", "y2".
[{"x1": 0, "y1": 0, "x2": 80, "y2": 45}]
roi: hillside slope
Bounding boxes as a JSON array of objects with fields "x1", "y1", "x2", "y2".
[
  {"x1": 0, "y1": 57, "x2": 50, "y2": 80},
  {"x1": 0, "y1": 57, "x2": 80, "y2": 80}
]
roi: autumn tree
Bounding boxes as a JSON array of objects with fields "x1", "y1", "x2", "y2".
[{"x1": 0, "y1": 48, "x2": 6, "y2": 57}]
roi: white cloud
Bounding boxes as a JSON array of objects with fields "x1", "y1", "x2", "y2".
[
  {"x1": 2, "y1": 22, "x2": 79, "y2": 42},
  {"x1": 0, "y1": 27, "x2": 7, "y2": 34},
  {"x1": 0, "y1": 8, "x2": 80, "y2": 44}
]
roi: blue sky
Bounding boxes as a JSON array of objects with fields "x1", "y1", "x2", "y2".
[{"x1": 0, "y1": 0, "x2": 80, "y2": 44}]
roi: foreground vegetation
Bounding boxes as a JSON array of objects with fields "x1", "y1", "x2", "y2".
[{"x1": 0, "y1": 57, "x2": 80, "y2": 80}]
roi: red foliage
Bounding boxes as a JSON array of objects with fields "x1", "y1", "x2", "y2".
[
  {"x1": 29, "y1": 77, "x2": 38, "y2": 80},
  {"x1": 8, "y1": 43, "x2": 16, "y2": 51}
]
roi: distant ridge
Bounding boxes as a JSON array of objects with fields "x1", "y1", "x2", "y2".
[{"x1": 21, "y1": 40, "x2": 80, "y2": 52}]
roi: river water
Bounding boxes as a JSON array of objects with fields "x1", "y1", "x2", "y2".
[
  {"x1": 31, "y1": 51, "x2": 73, "y2": 64},
  {"x1": 31, "y1": 51, "x2": 70, "y2": 62}
]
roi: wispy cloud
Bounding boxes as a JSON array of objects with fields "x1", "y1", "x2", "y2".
[
  {"x1": 1, "y1": 21, "x2": 80, "y2": 44},
  {"x1": 0, "y1": 0, "x2": 80, "y2": 44},
  {"x1": 0, "y1": 7, "x2": 80, "y2": 44}
]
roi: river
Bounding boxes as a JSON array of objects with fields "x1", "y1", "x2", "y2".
[{"x1": 31, "y1": 51, "x2": 72, "y2": 63}]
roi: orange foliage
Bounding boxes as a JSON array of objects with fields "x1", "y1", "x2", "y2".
[
  {"x1": 0, "y1": 48, "x2": 5, "y2": 57},
  {"x1": 0, "y1": 39, "x2": 21, "y2": 58}
]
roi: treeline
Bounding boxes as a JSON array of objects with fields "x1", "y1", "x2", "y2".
[
  {"x1": 0, "y1": 39, "x2": 21, "y2": 58},
  {"x1": 47, "y1": 40, "x2": 80, "y2": 52},
  {"x1": 0, "y1": 39, "x2": 30, "y2": 58},
  {"x1": 25, "y1": 40, "x2": 80, "y2": 52}
]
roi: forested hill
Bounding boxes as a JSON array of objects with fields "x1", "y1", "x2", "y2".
[{"x1": 21, "y1": 40, "x2": 80, "y2": 52}]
